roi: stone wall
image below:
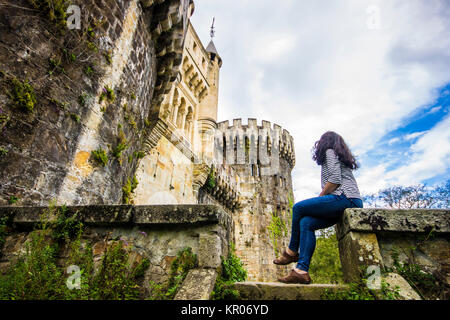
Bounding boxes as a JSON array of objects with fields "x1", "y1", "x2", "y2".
[
  {"x1": 0, "y1": 0, "x2": 192, "y2": 206},
  {"x1": 336, "y1": 208, "x2": 450, "y2": 299},
  {"x1": 0, "y1": 204, "x2": 231, "y2": 300}
]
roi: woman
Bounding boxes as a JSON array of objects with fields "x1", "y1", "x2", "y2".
[{"x1": 274, "y1": 131, "x2": 363, "y2": 284}]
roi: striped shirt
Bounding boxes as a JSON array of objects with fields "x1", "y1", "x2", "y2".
[{"x1": 321, "y1": 149, "x2": 361, "y2": 199}]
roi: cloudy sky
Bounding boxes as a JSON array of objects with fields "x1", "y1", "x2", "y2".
[{"x1": 190, "y1": 0, "x2": 450, "y2": 201}]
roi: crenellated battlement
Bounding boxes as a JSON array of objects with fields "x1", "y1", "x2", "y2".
[{"x1": 215, "y1": 118, "x2": 296, "y2": 168}]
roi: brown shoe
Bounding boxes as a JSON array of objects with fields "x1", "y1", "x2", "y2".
[
  {"x1": 273, "y1": 250, "x2": 299, "y2": 265},
  {"x1": 278, "y1": 269, "x2": 312, "y2": 284}
]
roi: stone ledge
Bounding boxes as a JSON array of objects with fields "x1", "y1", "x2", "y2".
[
  {"x1": 336, "y1": 208, "x2": 450, "y2": 241},
  {"x1": 0, "y1": 204, "x2": 230, "y2": 228},
  {"x1": 234, "y1": 282, "x2": 347, "y2": 300}
]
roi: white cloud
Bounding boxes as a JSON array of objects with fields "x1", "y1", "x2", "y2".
[
  {"x1": 404, "y1": 131, "x2": 428, "y2": 141},
  {"x1": 357, "y1": 115, "x2": 450, "y2": 193},
  {"x1": 388, "y1": 137, "x2": 400, "y2": 145},
  {"x1": 191, "y1": 0, "x2": 450, "y2": 201},
  {"x1": 387, "y1": 115, "x2": 450, "y2": 185},
  {"x1": 427, "y1": 106, "x2": 442, "y2": 114}
]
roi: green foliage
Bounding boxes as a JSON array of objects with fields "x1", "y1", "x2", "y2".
[
  {"x1": 0, "y1": 216, "x2": 8, "y2": 253},
  {"x1": 322, "y1": 266, "x2": 401, "y2": 300},
  {"x1": 6, "y1": 77, "x2": 37, "y2": 113},
  {"x1": 113, "y1": 143, "x2": 127, "y2": 159},
  {"x1": 128, "y1": 115, "x2": 137, "y2": 130},
  {"x1": 28, "y1": 0, "x2": 69, "y2": 30},
  {"x1": 99, "y1": 86, "x2": 116, "y2": 104},
  {"x1": 133, "y1": 151, "x2": 145, "y2": 160},
  {"x1": 8, "y1": 196, "x2": 18, "y2": 205},
  {"x1": 87, "y1": 27, "x2": 96, "y2": 39},
  {"x1": 211, "y1": 243, "x2": 247, "y2": 300},
  {"x1": 84, "y1": 66, "x2": 94, "y2": 76},
  {"x1": 103, "y1": 51, "x2": 112, "y2": 65},
  {"x1": 0, "y1": 114, "x2": 10, "y2": 127},
  {"x1": 322, "y1": 276, "x2": 376, "y2": 300},
  {"x1": 86, "y1": 41, "x2": 98, "y2": 53},
  {"x1": 91, "y1": 148, "x2": 108, "y2": 167},
  {"x1": 69, "y1": 113, "x2": 80, "y2": 123},
  {"x1": 112, "y1": 129, "x2": 128, "y2": 160},
  {"x1": 78, "y1": 93, "x2": 88, "y2": 106},
  {"x1": 0, "y1": 206, "x2": 149, "y2": 300},
  {"x1": 90, "y1": 241, "x2": 149, "y2": 300},
  {"x1": 50, "y1": 205, "x2": 83, "y2": 244},
  {"x1": 308, "y1": 228, "x2": 343, "y2": 284},
  {"x1": 387, "y1": 246, "x2": 442, "y2": 299},
  {"x1": 205, "y1": 167, "x2": 216, "y2": 191},
  {"x1": 267, "y1": 211, "x2": 287, "y2": 255},
  {"x1": 0, "y1": 147, "x2": 8, "y2": 156},
  {"x1": 0, "y1": 229, "x2": 65, "y2": 300},
  {"x1": 122, "y1": 176, "x2": 138, "y2": 204},
  {"x1": 149, "y1": 247, "x2": 197, "y2": 300}
]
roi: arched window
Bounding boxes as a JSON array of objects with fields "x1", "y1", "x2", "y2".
[
  {"x1": 184, "y1": 106, "x2": 193, "y2": 140},
  {"x1": 176, "y1": 98, "x2": 186, "y2": 129}
]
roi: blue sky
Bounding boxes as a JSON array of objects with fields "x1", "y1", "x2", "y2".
[
  {"x1": 191, "y1": 0, "x2": 450, "y2": 199},
  {"x1": 361, "y1": 84, "x2": 449, "y2": 176}
]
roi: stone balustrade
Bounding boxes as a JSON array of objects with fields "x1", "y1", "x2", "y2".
[
  {"x1": 335, "y1": 208, "x2": 450, "y2": 299},
  {"x1": 0, "y1": 204, "x2": 231, "y2": 300}
]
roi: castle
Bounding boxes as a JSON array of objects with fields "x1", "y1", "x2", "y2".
[
  {"x1": 0, "y1": 0, "x2": 295, "y2": 281},
  {"x1": 128, "y1": 11, "x2": 297, "y2": 281}
]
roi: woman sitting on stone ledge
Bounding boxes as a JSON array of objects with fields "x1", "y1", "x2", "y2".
[{"x1": 274, "y1": 131, "x2": 363, "y2": 284}]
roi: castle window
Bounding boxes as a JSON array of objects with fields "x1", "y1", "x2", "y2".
[
  {"x1": 234, "y1": 136, "x2": 238, "y2": 164},
  {"x1": 193, "y1": 42, "x2": 198, "y2": 53},
  {"x1": 184, "y1": 106, "x2": 194, "y2": 140},
  {"x1": 223, "y1": 136, "x2": 227, "y2": 165}
]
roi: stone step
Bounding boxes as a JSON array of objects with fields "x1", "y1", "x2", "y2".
[{"x1": 233, "y1": 281, "x2": 347, "y2": 300}]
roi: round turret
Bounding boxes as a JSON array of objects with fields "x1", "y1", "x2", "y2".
[{"x1": 214, "y1": 118, "x2": 295, "y2": 169}]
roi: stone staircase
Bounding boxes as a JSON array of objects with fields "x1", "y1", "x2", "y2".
[{"x1": 233, "y1": 282, "x2": 347, "y2": 300}]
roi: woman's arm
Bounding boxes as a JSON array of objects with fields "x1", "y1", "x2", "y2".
[{"x1": 319, "y1": 182, "x2": 340, "y2": 197}]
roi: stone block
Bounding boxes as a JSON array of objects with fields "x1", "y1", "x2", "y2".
[
  {"x1": 336, "y1": 208, "x2": 450, "y2": 241},
  {"x1": 234, "y1": 282, "x2": 348, "y2": 300},
  {"x1": 379, "y1": 272, "x2": 422, "y2": 300},
  {"x1": 198, "y1": 233, "x2": 221, "y2": 268},
  {"x1": 338, "y1": 231, "x2": 383, "y2": 283},
  {"x1": 174, "y1": 268, "x2": 218, "y2": 300}
]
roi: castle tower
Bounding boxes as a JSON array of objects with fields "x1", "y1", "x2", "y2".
[
  {"x1": 215, "y1": 119, "x2": 296, "y2": 281},
  {"x1": 191, "y1": 29, "x2": 223, "y2": 197},
  {"x1": 196, "y1": 35, "x2": 222, "y2": 165}
]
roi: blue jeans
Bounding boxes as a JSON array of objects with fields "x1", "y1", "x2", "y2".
[{"x1": 288, "y1": 193, "x2": 363, "y2": 272}]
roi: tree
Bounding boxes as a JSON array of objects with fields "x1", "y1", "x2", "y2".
[{"x1": 363, "y1": 180, "x2": 449, "y2": 209}]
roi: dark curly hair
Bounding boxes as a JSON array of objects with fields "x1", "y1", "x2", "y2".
[{"x1": 312, "y1": 131, "x2": 359, "y2": 169}]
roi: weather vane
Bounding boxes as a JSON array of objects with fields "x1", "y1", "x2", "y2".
[{"x1": 210, "y1": 17, "x2": 215, "y2": 38}]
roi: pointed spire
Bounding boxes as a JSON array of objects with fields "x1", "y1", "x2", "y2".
[
  {"x1": 206, "y1": 40, "x2": 219, "y2": 56},
  {"x1": 206, "y1": 17, "x2": 222, "y2": 66}
]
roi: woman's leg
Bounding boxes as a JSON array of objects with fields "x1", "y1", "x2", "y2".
[
  {"x1": 288, "y1": 194, "x2": 350, "y2": 254},
  {"x1": 296, "y1": 216, "x2": 337, "y2": 272}
]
